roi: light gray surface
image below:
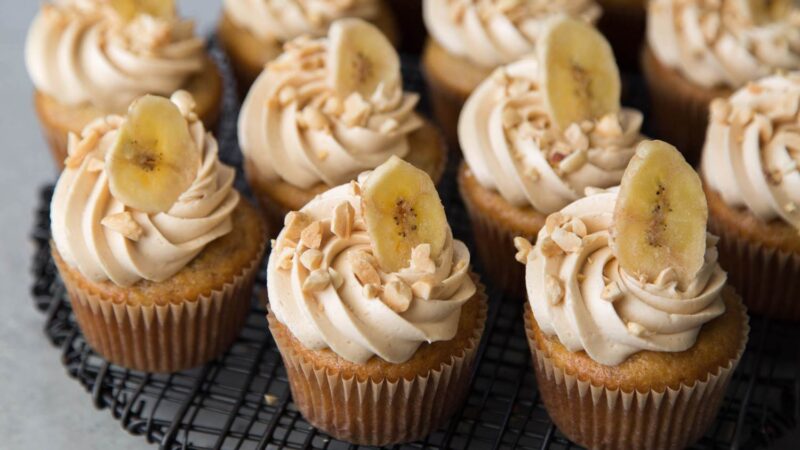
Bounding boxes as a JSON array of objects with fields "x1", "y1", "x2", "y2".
[{"x1": 0, "y1": 1, "x2": 221, "y2": 449}]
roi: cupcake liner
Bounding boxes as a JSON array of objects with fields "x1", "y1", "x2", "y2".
[
  {"x1": 56, "y1": 242, "x2": 265, "y2": 373},
  {"x1": 709, "y1": 214, "x2": 800, "y2": 321},
  {"x1": 267, "y1": 281, "x2": 488, "y2": 446},
  {"x1": 524, "y1": 303, "x2": 748, "y2": 450}
]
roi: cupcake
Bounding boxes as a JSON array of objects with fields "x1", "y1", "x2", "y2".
[
  {"x1": 458, "y1": 16, "x2": 643, "y2": 298},
  {"x1": 702, "y1": 74, "x2": 800, "y2": 321},
  {"x1": 50, "y1": 92, "x2": 267, "y2": 373},
  {"x1": 643, "y1": 0, "x2": 800, "y2": 165},
  {"x1": 239, "y1": 18, "x2": 446, "y2": 233},
  {"x1": 517, "y1": 140, "x2": 748, "y2": 450},
  {"x1": 422, "y1": 0, "x2": 601, "y2": 147},
  {"x1": 267, "y1": 156, "x2": 487, "y2": 445},
  {"x1": 25, "y1": 0, "x2": 222, "y2": 171},
  {"x1": 595, "y1": 0, "x2": 646, "y2": 71},
  {"x1": 218, "y1": 0, "x2": 397, "y2": 94}
]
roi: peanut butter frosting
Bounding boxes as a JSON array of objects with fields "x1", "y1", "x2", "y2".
[
  {"x1": 647, "y1": 0, "x2": 800, "y2": 89},
  {"x1": 267, "y1": 178, "x2": 477, "y2": 364},
  {"x1": 423, "y1": 0, "x2": 601, "y2": 68},
  {"x1": 702, "y1": 74, "x2": 800, "y2": 229},
  {"x1": 51, "y1": 92, "x2": 240, "y2": 287},
  {"x1": 239, "y1": 35, "x2": 423, "y2": 190},
  {"x1": 518, "y1": 189, "x2": 726, "y2": 366},
  {"x1": 26, "y1": 0, "x2": 205, "y2": 113},
  {"x1": 459, "y1": 58, "x2": 643, "y2": 214},
  {"x1": 223, "y1": 0, "x2": 380, "y2": 42}
]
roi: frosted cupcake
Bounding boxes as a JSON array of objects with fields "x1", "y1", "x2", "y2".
[
  {"x1": 51, "y1": 92, "x2": 267, "y2": 372},
  {"x1": 218, "y1": 0, "x2": 397, "y2": 94},
  {"x1": 267, "y1": 157, "x2": 487, "y2": 445},
  {"x1": 458, "y1": 17, "x2": 643, "y2": 297},
  {"x1": 643, "y1": 0, "x2": 800, "y2": 164},
  {"x1": 702, "y1": 73, "x2": 800, "y2": 321},
  {"x1": 422, "y1": 0, "x2": 601, "y2": 146},
  {"x1": 26, "y1": 0, "x2": 222, "y2": 170},
  {"x1": 239, "y1": 18, "x2": 446, "y2": 232},
  {"x1": 517, "y1": 140, "x2": 748, "y2": 450}
]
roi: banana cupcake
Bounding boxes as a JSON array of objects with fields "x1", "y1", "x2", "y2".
[
  {"x1": 239, "y1": 18, "x2": 446, "y2": 233},
  {"x1": 643, "y1": 0, "x2": 800, "y2": 165},
  {"x1": 458, "y1": 17, "x2": 643, "y2": 297},
  {"x1": 218, "y1": 0, "x2": 397, "y2": 93},
  {"x1": 267, "y1": 157, "x2": 487, "y2": 445},
  {"x1": 26, "y1": 0, "x2": 222, "y2": 171},
  {"x1": 517, "y1": 140, "x2": 748, "y2": 450},
  {"x1": 422, "y1": 0, "x2": 601, "y2": 147},
  {"x1": 51, "y1": 92, "x2": 267, "y2": 373},
  {"x1": 702, "y1": 74, "x2": 800, "y2": 321}
]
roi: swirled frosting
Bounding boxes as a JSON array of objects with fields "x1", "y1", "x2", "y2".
[
  {"x1": 423, "y1": 0, "x2": 601, "y2": 68},
  {"x1": 520, "y1": 189, "x2": 726, "y2": 366},
  {"x1": 648, "y1": 0, "x2": 800, "y2": 89},
  {"x1": 267, "y1": 180, "x2": 477, "y2": 364},
  {"x1": 702, "y1": 74, "x2": 800, "y2": 229},
  {"x1": 26, "y1": 0, "x2": 205, "y2": 113},
  {"x1": 239, "y1": 35, "x2": 423, "y2": 189},
  {"x1": 224, "y1": 0, "x2": 380, "y2": 42},
  {"x1": 51, "y1": 92, "x2": 240, "y2": 287},
  {"x1": 459, "y1": 57, "x2": 643, "y2": 214}
]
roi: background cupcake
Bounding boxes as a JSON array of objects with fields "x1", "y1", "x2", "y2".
[
  {"x1": 239, "y1": 18, "x2": 446, "y2": 233},
  {"x1": 26, "y1": 0, "x2": 222, "y2": 170},
  {"x1": 643, "y1": 0, "x2": 800, "y2": 164},
  {"x1": 218, "y1": 0, "x2": 397, "y2": 94},
  {"x1": 702, "y1": 73, "x2": 800, "y2": 321},
  {"x1": 51, "y1": 92, "x2": 266, "y2": 372},
  {"x1": 458, "y1": 17, "x2": 643, "y2": 298},
  {"x1": 518, "y1": 140, "x2": 748, "y2": 449},
  {"x1": 267, "y1": 157, "x2": 487, "y2": 445},
  {"x1": 422, "y1": 0, "x2": 601, "y2": 147}
]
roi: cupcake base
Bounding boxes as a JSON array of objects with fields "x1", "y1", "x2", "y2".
[
  {"x1": 705, "y1": 184, "x2": 800, "y2": 321},
  {"x1": 34, "y1": 57, "x2": 223, "y2": 172},
  {"x1": 524, "y1": 288, "x2": 748, "y2": 450},
  {"x1": 52, "y1": 201, "x2": 267, "y2": 373},
  {"x1": 641, "y1": 46, "x2": 731, "y2": 166},
  {"x1": 422, "y1": 39, "x2": 492, "y2": 150},
  {"x1": 458, "y1": 162, "x2": 545, "y2": 299},
  {"x1": 267, "y1": 277, "x2": 488, "y2": 446},
  {"x1": 246, "y1": 120, "x2": 447, "y2": 235}
]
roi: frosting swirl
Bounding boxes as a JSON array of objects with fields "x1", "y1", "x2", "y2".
[
  {"x1": 267, "y1": 180, "x2": 477, "y2": 364},
  {"x1": 423, "y1": 0, "x2": 601, "y2": 68},
  {"x1": 459, "y1": 57, "x2": 643, "y2": 214},
  {"x1": 647, "y1": 0, "x2": 800, "y2": 89},
  {"x1": 26, "y1": 0, "x2": 205, "y2": 113},
  {"x1": 522, "y1": 189, "x2": 726, "y2": 366},
  {"x1": 51, "y1": 92, "x2": 240, "y2": 287},
  {"x1": 239, "y1": 36, "x2": 423, "y2": 189},
  {"x1": 702, "y1": 74, "x2": 800, "y2": 229},
  {"x1": 224, "y1": 0, "x2": 380, "y2": 42}
]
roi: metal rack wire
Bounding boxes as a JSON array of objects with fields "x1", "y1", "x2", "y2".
[{"x1": 28, "y1": 41, "x2": 799, "y2": 450}]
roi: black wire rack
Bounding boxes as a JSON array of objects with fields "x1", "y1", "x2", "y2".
[{"x1": 28, "y1": 40, "x2": 800, "y2": 450}]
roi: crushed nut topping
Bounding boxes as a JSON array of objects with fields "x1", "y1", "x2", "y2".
[
  {"x1": 303, "y1": 268, "x2": 331, "y2": 292},
  {"x1": 601, "y1": 281, "x2": 623, "y2": 302},
  {"x1": 331, "y1": 201, "x2": 355, "y2": 239},
  {"x1": 545, "y1": 274, "x2": 564, "y2": 305},
  {"x1": 300, "y1": 249, "x2": 323, "y2": 271},
  {"x1": 411, "y1": 280, "x2": 434, "y2": 300},
  {"x1": 300, "y1": 221, "x2": 323, "y2": 249},
  {"x1": 514, "y1": 236, "x2": 533, "y2": 264},
  {"x1": 101, "y1": 211, "x2": 143, "y2": 241},
  {"x1": 382, "y1": 277, "x2": 413, "y2": 313},
  {"x1": 410, "y1": 243, "x2": 436, "y2": 274},
  {"x1": 350, "y1": 251, "x2": 382, "y2": 286}
]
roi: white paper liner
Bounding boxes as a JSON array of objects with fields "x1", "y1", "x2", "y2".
[
  {"x1": 524, "y1": 301, "x2": 748, "y2": 450},
  {"x1": 268, "y1": 280, "x2": 488, "y2": 446},
  {"x1": 55, "y1": 238, "x2": 265, "y2": 373}
]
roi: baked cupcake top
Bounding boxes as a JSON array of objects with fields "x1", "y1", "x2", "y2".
[
  {"x1": 51, "y1": 92, "x2": 240, "y2": 287},
  {"x1": 459, "y1": 16, "x2": 643, "y2": 214},
  {"x1": 647, "y1": 0, "x2": 800, "y2": 89},
  {"x1": 517, "y1": 141, "x2": 727, "y2": 366},
  {"x1": 423, "y1": 0, "x2": 600, "y2": 68},
  {"x1": 702, "y1": 74, "x2": 800, "y2": 229},
  {"x1": 268, "y1": 157, "x2": 477, "y2": 364},
  {"x1": 223, "y1": 0, "x2": 380, "y2": 42},
  {"x1": 25, "y1": 0, "x2": 205, "y2": 113},
  {"x1": 239, "y1": 18, "x2": 422, "y2": 190}
]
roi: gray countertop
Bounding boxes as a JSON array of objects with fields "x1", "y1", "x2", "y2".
[{"x1": 0, "y1": 1, "x2": 221, "y2": 448}]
